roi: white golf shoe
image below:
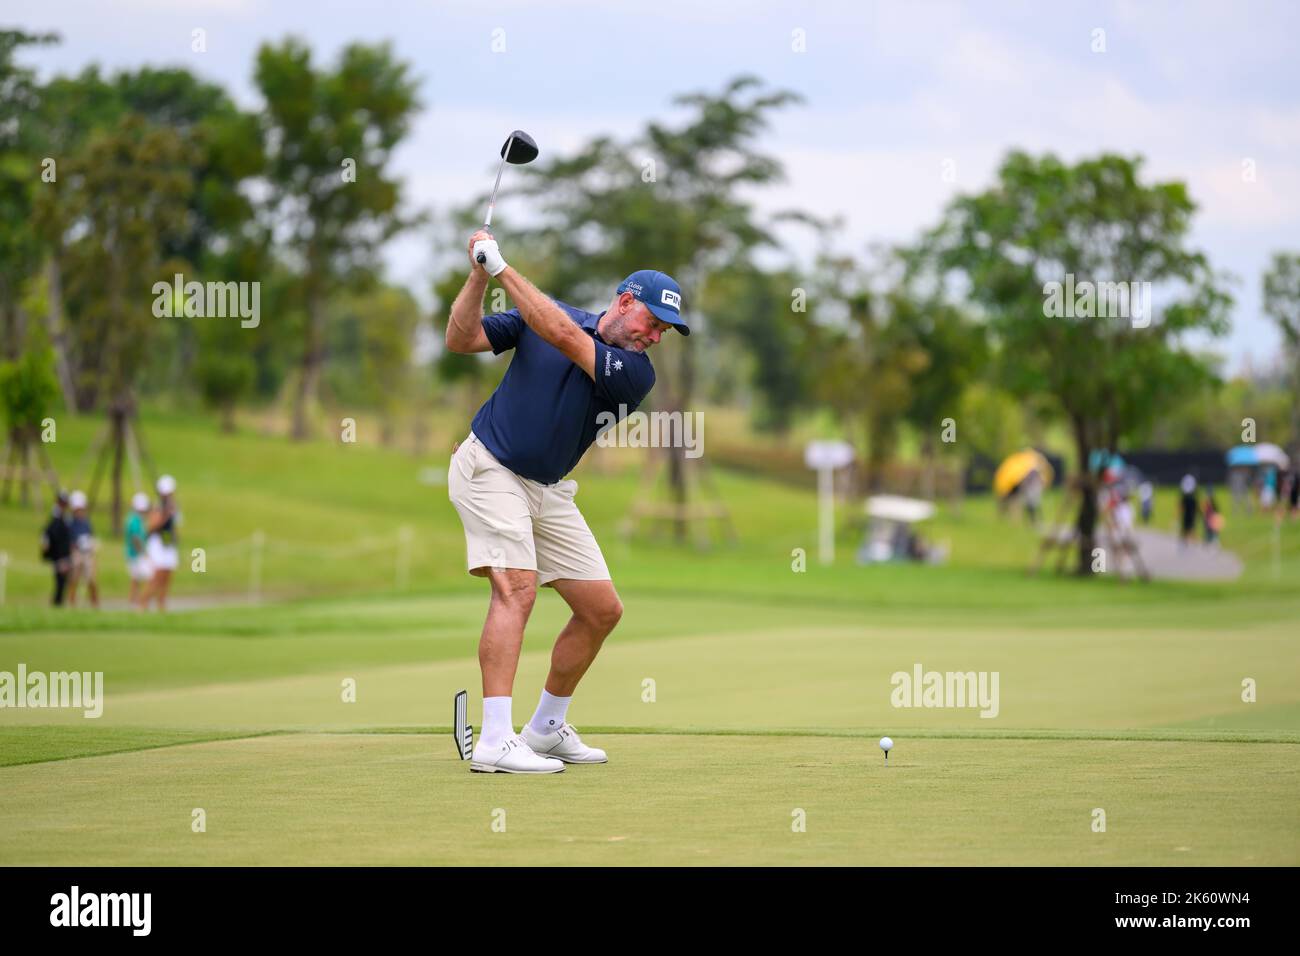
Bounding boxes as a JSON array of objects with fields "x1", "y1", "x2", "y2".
[
  {"x1": 470, "y1": 734, "x2": 565, "y2": 774},
  {"x1": 521, "y1": 723, "x2": 608, "y2": 764}
]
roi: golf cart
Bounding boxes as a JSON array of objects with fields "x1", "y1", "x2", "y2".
[{"x1": 857, "y1": 495, "x2": 948, "y2": 565}]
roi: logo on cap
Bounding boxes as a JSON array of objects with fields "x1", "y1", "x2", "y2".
[{"x1": 661, "y1": 290, "x2": 681, "y2": 310}]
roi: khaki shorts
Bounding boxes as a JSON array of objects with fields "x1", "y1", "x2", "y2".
[
  {"x1": 72, "y1": 549, "x2": 97, "y2": 582},
  {"x1": 448, "y1": 432, "x2": 611, "y2": 587}
]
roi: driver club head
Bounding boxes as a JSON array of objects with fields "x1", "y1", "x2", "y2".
[
  {"x1": 477, "y1": 130, "x2": 539, "y2": 260},
  {"x1": 501, "y1": 130, "x2": 538, "y2": 165}
]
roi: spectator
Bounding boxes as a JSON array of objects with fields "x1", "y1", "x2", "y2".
[
  {"x1": 1021, "y1": 470, "x2": 1044, "y2": 526},
  {"x1": 1179, "y1": 473, "x2": 1198, "y2": 548},
  {"x1": 66, "y1": 490, "x2": 99, "y2": 609},
  {"x1": 1110, "y1": 489, "x2": 1143, "y2": 579},
  {"x1": 125, "y1": 492, "x2": 154, "y2": 609},
  {"x1": 1138, "y1": 480, "x2": 1154, "y2": 525},
  {"x1": 1202, "y1": 485, "x2": 1223, "y2": 548},
  {"x1": 1260, "y1": 467, "x2": 1278, "y2": 510},
  {"x1": 145, "y1": 474, "x2": 181, "y2": 611},
  {"x1": 40, "y1": 491, "x2": 73, "y2": 606}
]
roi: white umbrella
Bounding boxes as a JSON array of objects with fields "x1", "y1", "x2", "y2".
[{"x1": 1254, "y1": 443, "x2": 1291, "y2": 469}]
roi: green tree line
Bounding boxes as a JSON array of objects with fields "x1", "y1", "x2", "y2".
[{"x1": 3, "y1": 29, "x2": 1299, "y2": 563}]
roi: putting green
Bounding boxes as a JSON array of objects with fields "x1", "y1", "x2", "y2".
[{"x1": 2, "y1": 732, "x2": 1296, "y2": 866}]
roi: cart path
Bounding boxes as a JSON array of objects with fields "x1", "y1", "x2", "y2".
[{"x1": 1124, "y1": 527, "x2": 1244, "y2": 580}]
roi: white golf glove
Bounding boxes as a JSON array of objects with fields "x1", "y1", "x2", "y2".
[{"x1": 472, "y1": 238, "x2": 508, "y2": 277}]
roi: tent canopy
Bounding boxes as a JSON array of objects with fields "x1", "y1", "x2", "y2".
[{"x1": 865, "y1": 494, "x2": 936, "y2": 523}]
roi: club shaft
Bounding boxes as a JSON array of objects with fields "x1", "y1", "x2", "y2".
[
  {"x1": 476, "y1": 137, "x2": 515, "y2": 261},
  {"x1": 482, "y1": 136, "x2": 514, "y2": 229}
]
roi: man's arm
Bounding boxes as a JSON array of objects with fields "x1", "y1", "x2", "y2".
[
  {"x1": 445, "y1": 269, "x2": 493, "y2": 354},
  {"x1": 495, "y1": 266, "x2": 596, "y2": 379}
]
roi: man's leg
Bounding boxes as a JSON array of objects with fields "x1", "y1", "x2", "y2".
[
  {"x1": 477, "y1": 568, "x2": 537, "y2": 749},
  {"x1": 522, "y1": 579, "x2": 621, "y2": 738},
  {"x1": 541, "y1": 579, "x2": 623, "y2": 697},
  {"x1": 480, "y1": 568, "x2": 538, "y2": 696},
  {"x1": 468, "y1": 566, "x2": 564, "y2": 772}
]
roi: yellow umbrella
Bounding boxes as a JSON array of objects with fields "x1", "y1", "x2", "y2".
[{"x1": 993, "y1": 449, "x2": 1053, "y2": 498}]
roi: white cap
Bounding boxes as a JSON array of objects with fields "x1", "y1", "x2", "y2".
[
  {"x1": 156, "y1": 474, "x2": 177, "y2": 495},
  {"x1": 132, "y1": 492, "x2": 151, "y2": 512},
  {"x1": 69, "y1": 490, "x2": 88, "y2": 509}
]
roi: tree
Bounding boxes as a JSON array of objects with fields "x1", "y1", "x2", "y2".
[
  {"x1": 0, "y1": 329, "x2": 60, "y2": 505},
  {"x1": 255, "y1": 38, "x2": 421, "y2": 439},
  {"x1": 0, "y1": 30, "x2": 58, "y2": 363},
  {"x1": 1262, "y1": 252, "x2": 1300, "y2": 454},
  {"x1": 914, "y1": 152, "x2": 1231, "y2": 572},
  {"x1": 957, "y1": 382, "x2": 1028, "y2": 465},
  {"x1": 26, "y1": 62, "x2": 262, "y2": 410},
  {"x1": 797, "y1": 249, "x2": 944, "y2": 488},
  {"x1": 705, "y1": 266, "x2": 810, "y2": 436},
  {"x1": 60, "y1": 114, "x2": 194, "y2": 531},
  {"x1": 27, "y1": 65, "x2": 128, "y2": 408},
  {"x1": 894, "y1": 291, "x2": 986, "y2": 496},
  {"x1": 324, "y1": 284, "x2": 421, "y2": 444},
  {"x1": 194, "y1": 332, "x2": 254, "y2": 432}
]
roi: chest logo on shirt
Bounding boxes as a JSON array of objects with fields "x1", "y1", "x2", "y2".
[{"x1": 604, "y1": 352, "x2": 623, "y2": 376}]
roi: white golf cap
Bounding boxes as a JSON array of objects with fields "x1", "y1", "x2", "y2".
[
  {"x1": 69, "y1": 490, "x2": 88, "y2": 509},
  {"x1": 156, "y1": 474, "x2": 177, "y2": 495},
  {"x1": 132, "y1": 492, "x2": 151, "y2": 511}
]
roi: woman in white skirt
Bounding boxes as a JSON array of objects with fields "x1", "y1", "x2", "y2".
[{"x1": 146, "y1": 474, "x2": 181, "y2": 611}]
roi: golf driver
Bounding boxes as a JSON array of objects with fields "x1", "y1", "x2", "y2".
[{"x1": 475, "y1": 129, "x2": 538, "y2": 264}]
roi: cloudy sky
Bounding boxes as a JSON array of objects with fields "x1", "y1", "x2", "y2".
[{"x1": 18, "y1": 0, "x2": 1300, "y2": 372}]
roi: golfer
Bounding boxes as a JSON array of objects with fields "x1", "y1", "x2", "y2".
[{"x1": 444, "y1": 230, "x2": 688, "y2": 773}]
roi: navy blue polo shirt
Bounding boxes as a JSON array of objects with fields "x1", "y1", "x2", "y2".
[{"x1": 470, "y1": 302, "x2": 656, "y2": 484}]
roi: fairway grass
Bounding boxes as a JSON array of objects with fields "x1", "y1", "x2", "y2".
[
  {"x1": 3, "y1": 588, "x2": 1298, "y2": 865},
  {"x1": 3, "y1": 411, "x2": 1298, "y2": 865},
  {"x1": 2, "y1": 733, "x2": 1296, "y2": 866}
]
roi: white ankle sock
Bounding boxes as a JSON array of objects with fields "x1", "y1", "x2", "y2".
[
  {"x1": 481, "y1": 696, "x2": 513, "y2": 748},
  {"x1": 529, "y1": 689, "x2": 572, "y2": 734}
]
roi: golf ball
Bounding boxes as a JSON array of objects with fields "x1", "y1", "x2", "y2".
[{"x1": 879, "y1": 736, "x2": 894, "y2": 752}]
